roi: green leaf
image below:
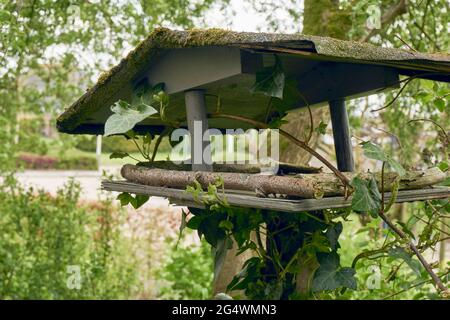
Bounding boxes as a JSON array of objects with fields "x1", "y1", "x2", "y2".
[
  {"x1": 117, "y1": 192, "x2": 133, "y2": 206},
  {"x1": 360, "y1": 141, "x2": 406, "y2": 176},
  {"x1": 433, "y1": 98, "x2": 445, "y2": 112},
  {"x1": 312, "y1": 252, "x2": 357, "y2": 292},
  {"x1": 130, "y1": 194, "x2": 149, "y2": 209},
  {"x1": 0, "y1": 10, "x2": 10, "y2": 21},
  {"x1": 219, "y1": 220, "x2": 234, "y2": 231},
  {"x1": 351, "y1": 176, "x2": 381, "y2": 218},
  {"x1": 213, "y1": 237, "x2": 233, "y2": 281},
  {"x1": 335, "y1": 268, "x2": 357, "y2": 290},
  {"x1": 109, "y1": 152, "x2": 129, "y2": 159},
  {"x1": 438, "y1": 161, "x2": 449, "y2": 172},
  {"x1": 315, "y1": 121, "x2": 328, "y2": 135},
  {"x1": 250, "y1": 56, "x2": 285, "y2": 99},
  {"x1": 388, "y1": 247, "x2": 422, "y2": 276},
  {"x1": 360, "y1": 141, "x2": 388, "y2": 161},
  {"x1": 325, "y1": 222, "x2": 343, "y2": 251},
  {"x1": 186, "y1": 215, "x2": 204, "y2": 230},
  {"x1": 104, "y1": 100, "x2": 158, "y2": 136},
  {"x1": 271, "y1": 77, "x2": 302, "y2": 112}
]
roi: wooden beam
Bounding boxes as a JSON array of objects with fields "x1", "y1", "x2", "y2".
[
  {"x1": 329, "y1": 99, "x2": 355, "y2": 172},
  {"x1": 102, "y1": 180, "x2": 450, "y2": 213},
  {"x1": 185, "y1": 89, "x2": 212, "y2": 171}
]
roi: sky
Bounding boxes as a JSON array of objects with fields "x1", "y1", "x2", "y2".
[{"x1": 202, "y1": 0, "x2": 303, "y2": 33}]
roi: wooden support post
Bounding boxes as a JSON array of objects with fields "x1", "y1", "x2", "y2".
[
  {"x1": 329, "y1": 99, "x2": 355, "y2": 172},
  {"x1": 185, "y1": 89, "x2": 212, "y2": 171}
]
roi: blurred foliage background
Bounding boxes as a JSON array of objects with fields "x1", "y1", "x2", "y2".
[{"x1": 0, "y1": 0, "x2": 448, "y2": 299}]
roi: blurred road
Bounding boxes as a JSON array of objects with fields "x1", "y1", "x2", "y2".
[{"x1": 14, "y1": 167, "x2": 120, "y2": 200}]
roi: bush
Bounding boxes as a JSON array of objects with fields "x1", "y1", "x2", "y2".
[
  {"x1": 17, "y1": 153, "x2": 57, "y2": 169},
  {"x1": 17, "y1": 153, "x2": 97, "y2": 170},
  {"x1": 0, "y1": 180, "x2": 141, "y2": 299},
  {"x1": 56, "y1": 156, "x2": 97, "y2": 170},
  {"x1": 75, "y1": 134, "x2": 172, "y2": 155},
  {"x1": 156, "y1": 232, "x2": 214, "y2": 300},
  {"x1": 75, "y1": 135, "x2": 139, "y2": 153}
]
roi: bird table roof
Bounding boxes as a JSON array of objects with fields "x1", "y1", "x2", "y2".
[{"x1": 56, "y1": 28, "x2": 450, "y2": 135}]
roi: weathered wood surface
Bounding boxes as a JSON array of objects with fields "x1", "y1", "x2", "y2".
[
  {"x1": 102, "y1": 180, "x2": 450, "y2": 212},
  {"x1": 120, "y1": 164, "x2": 446, "y2": 198}
]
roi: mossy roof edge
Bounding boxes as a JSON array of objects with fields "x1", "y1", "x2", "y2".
[{"x1": 57, "y1": 27, "x2": 450, "y2": 133}]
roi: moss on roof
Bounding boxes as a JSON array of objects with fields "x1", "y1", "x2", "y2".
[{"x1": 57, "y1": 28, "x2": 450, "y2": 134}]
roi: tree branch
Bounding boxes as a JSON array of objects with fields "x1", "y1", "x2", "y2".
[{"x1": 361, "y1": 0, "x2": 408, "y2": 42}]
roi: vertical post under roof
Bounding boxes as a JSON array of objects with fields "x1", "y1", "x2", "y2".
[
  {"x1": 329, "y1": 99, "x2": 355, "y2": 172},
  {"x1": 185, "y1": 90, "x2": 212, "y2": 172}
]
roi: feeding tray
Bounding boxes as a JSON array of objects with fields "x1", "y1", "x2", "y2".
[{"x1": 102, "y1": 181, "x2": 450, "y2": 212}]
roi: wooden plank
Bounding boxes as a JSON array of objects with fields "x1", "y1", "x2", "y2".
[
  {"x1": 102, "y1": 180, "x2": 450, "y2": 213},
  {"x1": 329, "y1": 99, "x2": 355, "y2": 172}
]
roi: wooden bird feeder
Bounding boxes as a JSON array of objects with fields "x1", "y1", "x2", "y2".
[{"x1": 57, "y1": 28, "x2": 450, "y2": 210}]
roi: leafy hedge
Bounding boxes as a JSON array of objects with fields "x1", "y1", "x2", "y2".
[
  {"x1": 157, "y1": 233, "x2": 213, "y2": 299},
  {"x1": 0, "y1": 180, "x2": 140, "y2": 299},
  {"x1": 17, "y1": 153, "x2": 97, "y2": 170}
]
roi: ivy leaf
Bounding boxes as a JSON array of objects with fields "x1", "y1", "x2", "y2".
[
  {"x1": 335, "y1": 268, "x2": 357, "y2": 290},
  {"x1": 271, "y1": 77, "x2": 302, "y2": 112},
  {"x1": 315, "y1": 121, "x2": 328, "y2": 135},
  {"x1": 104, "y1": 100, "x2": 158, "y2": 136},
  {"x1": 312, "y1": 252, "x2": 357, "y2": 292},
  {"x1": 227, "y1": 257, "x2": 263, "y2": 292},
  {"x1": 117, "y1": 192, "x2": 133, "y2": 206},
  {"x1": 213, "y1": 237, "x2": 233, "y2": 281},
  {"x1": 388, "y1": 247, "x2": 422, "y2": 276},
  {"x1": 250, "y1": 56, "x2": 285, "y2": 99},
  {"x1": 219, "y1": 220, "x2": 234, "y2": 231},
  {"x1": 117, "y1": 192, "x2": 148, "y2": 209},
  {"x1": 325, "y1": 222, "x2": 343, "y2": 251},
  {"x1": 186, "y1": 215, "x2": 204, "y2": 230},
  {"x1": 360, "y1": 141, "x2": 388, "y2": 161},
  {"x1": 351, "y1": 176, "x2": 381, "y2": 218},
  {"x1": 109, "y1": 152, "x2": 129, "y2": 159},
  {"x1": 438, "y1": 161, "x2": 449, "y2": 172},
  {"x1": 433, "y1": 98, "x2": 445, "y2": 112},
  {"x1": 130, "y1": 194, "x2": 149, "y2": 209},
  {"x1": 360, "y1": 141, "x2": 406, "y2": 176}
]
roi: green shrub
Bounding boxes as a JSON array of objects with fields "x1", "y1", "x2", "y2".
[
  {"x1": 0, "y1": 179, "x2": 141, "y2": 299},
  {"x1": 157, "y1": 233, "x2": 214, "y2": 300},
  {"x1": 55, "y1": 156, "x2": 97, "y2": 170},
  {"x1": 17, "y1": 153, "x2": 98, "y2": 170},
  {"x1": 75, "y1": 135, "x2": 138, "y2": 153},
  {"x1": 75, "y1": 134, "x2": 172, "y2": 155}
]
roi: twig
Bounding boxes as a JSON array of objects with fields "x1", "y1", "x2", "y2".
[
  {"x1": 378, "y1": 161, "x2": 448, "y2": 294},
  {"x1": 394, "y1": 35, "x2": 417, "y2": 52},
  {"x1": 371, "y1": 77, "x2": 414, "y2": 112},
  {"x1": 408, "y1": 119, "x2": 449, "y2": 141},
  {"x1": 151, "y1": 127, "x2": 170, "y2": 162},
  {"x1": 379, "y1": 210, "x2": 448, "y2": 293},
  {"x1": 351, "y1": 244, "x2": 393, "y2": 269}
]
